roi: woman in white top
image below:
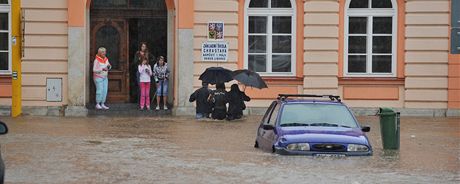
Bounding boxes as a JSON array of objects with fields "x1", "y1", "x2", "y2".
[
  {"x1": 138, "y1": 57, "x2": 153, "y2": 110},
  {"x1": 93, "y1": 47, "x2": 111, "y2": 110}
]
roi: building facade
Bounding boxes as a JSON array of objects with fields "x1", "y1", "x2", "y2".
[{"x1": 0, "y1": 0, "x2": 459, "y2": 117}]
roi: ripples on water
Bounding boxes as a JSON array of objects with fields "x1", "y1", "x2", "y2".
[{"x1": 0, "y1": 116, "x2": 459, "y2": 183}]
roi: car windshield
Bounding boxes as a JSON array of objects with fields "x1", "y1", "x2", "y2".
[{"x1": 279, "y1": 103, "x2": 358, "y2": 128}]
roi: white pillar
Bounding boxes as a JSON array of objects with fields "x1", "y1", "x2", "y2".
[{"x1": 173, "y1": 28, "x2": 195, "y2": 116}]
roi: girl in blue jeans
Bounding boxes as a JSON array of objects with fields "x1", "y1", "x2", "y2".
[
  {"x1": 93, "y1": 47, "x2": 111, "y2": 110},
  {"x1": 153, "y1": 56, "x2": 170, "y2": 110}
]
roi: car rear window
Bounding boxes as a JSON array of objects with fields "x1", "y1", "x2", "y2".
[{"x1": 279, "y1": 103, "x2": 358, "y2": 128}]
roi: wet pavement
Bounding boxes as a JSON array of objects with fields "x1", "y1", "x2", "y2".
[{"x1": 0, "y1": 115, "x2": 458, "y2": 184}]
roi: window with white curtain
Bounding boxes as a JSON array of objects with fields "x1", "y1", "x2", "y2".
[
  {"x1": 245, "y1": 0, "x2": 296, "y2": 76},
  {"x1": 345, "y1": 0, "x2": 396, "y2": 77},
  {"x1": 0, "y1": 0, "x2": 10, "y2": 73}
]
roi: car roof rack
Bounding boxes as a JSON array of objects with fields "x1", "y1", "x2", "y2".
[{"x1": 277, "y1": 94, "x2": 341, "y2": 102}]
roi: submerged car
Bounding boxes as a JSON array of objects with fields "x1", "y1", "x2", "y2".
[{"x1": 254, "y1": 94, "x2": 372, "y2": 156}]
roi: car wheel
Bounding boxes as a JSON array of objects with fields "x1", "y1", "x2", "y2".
[{"x1": 254, "y1": 141, "x2": 259, "y2": 148}]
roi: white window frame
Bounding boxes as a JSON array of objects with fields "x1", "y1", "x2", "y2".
[
  {"x1": 244, "y1": 0, "x2": 296, "y2": 76},
  {"x1": 344, "y1": 0, "x2": 397, "y2": 77},
  {"x1": 0, "y1": 0, "x2": 11, "y2": 74}
]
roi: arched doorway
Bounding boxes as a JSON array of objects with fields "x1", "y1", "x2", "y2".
[{"x1": 89, "y1": 0, "x2": 168, "y2": 103}]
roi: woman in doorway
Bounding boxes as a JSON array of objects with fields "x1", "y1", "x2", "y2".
[
  {"x1": 132, "y1": 42, "x2": 156, "y2": 105},
  {"x1": 153, "y1": 56, "x2": 170, "y2": 110},
  {"x1": 93, "y1": 47, "x2": 111, "y2": 110},
  {"x1": 138, "y1": 56, "x2": 153, "y2": 110}
]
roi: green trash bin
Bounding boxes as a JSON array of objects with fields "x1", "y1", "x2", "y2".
[{"x1": 378, "y1": 107, "x2": 400, "y2": 149}]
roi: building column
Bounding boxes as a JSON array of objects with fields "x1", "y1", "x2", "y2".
[
  {"x1": 65, "y1": 0, "x2": 88, "y2": 116},
  {"x1": 167, "y1": 10, "x2": 175, "y2": 106},
  {"x1": 173, "y1": 0, "x2": 195, "y2": 116}
]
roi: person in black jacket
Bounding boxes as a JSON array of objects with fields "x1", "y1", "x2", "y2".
[
  {"x1": 189, "y1": 82, "x2": 213, "y2": 119},
  {"x1": 226, "y1": 84, "x2": 251, "y2": 121},
  {"x1": 210, "y1": 83, "x2": 228, "y2": 120}
]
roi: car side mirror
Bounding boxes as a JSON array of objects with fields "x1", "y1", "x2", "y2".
[
  {"x1": 263, "y1": 124, "x2": 275, "y2": 130},
  {"x1": 361, "y1": 126, "x2": 370, "y2": 132},
  {"x1": 0, "y1": 121, "x2": 8, "y2": 135}
]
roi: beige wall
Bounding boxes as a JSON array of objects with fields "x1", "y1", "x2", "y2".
[
  {"x1": 404, "y1": 0, "x2": 450, "y2": 108},
  {"x1": 193, "y1": 0, "x2": 239, "y2": 90},
  {"x1": 303, "y1": 0, "x2": 340, "y2": 96},
  {"x1": 190, "y1": 0, "x2": 452, "y2": 109},
  {"x1": 12, "y1": 0, "x2": 453, "y2": 110},
  {"x1": 21, "y1": 0, "x2": 69, "y2": 106}
]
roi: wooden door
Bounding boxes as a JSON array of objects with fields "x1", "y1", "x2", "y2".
[{"x1": 90, "y1": 19, "x2": 129, "y2": 103}]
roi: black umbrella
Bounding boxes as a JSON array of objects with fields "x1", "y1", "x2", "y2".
[
  {"x1": 232, "y1": 69, "x2": 268, "y2": 89},
  {"x1": 199, "y1": 67, "x2": 234, "y2": 84}
]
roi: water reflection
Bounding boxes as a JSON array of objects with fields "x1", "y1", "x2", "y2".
[{"x1": 0, "y1": 116, "x2": 458, "y2": 183}]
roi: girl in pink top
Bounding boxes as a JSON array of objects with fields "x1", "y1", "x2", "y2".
[{"x1": 138, "y1": 57, "x2": 153, "y2": 110}]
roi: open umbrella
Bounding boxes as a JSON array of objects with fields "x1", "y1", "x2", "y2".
[
  {"x1": 199, "y1": 67, "x2": 233, "y2": 84},
  {"x1": 232, "y1": 69, "x2": 268, "y2": 89}
]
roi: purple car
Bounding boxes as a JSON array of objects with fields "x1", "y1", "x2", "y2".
[{"x1": 254, "y1": 94, "x2": 372, "y2": 156}]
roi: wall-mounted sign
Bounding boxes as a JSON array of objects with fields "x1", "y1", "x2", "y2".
[
  {"x1": 208, "y1": 21, "x2": 224, "y2": 41},
  {"x1": 202, "y1": 42, "x2": 228, "y2": 61}
]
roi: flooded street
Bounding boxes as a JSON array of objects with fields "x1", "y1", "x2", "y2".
[{"x1": 0, "y1": 115, "x2": 459, "y2": 184}]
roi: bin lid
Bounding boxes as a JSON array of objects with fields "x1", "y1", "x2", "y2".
[{"x1": 379, "y1": 107, "x2": 396, "y2": 116}]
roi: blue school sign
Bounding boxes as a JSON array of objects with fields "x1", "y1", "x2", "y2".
[{"x1": 202, "y1": 42, "x2": 229, "y2": 61}]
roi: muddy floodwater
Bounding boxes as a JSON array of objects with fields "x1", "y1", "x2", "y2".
[{"x1": 0, "y1": 115, "x2": 459, "y2": 184}]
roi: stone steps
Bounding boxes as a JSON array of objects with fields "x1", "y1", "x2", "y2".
[{"x1": 87, "y1": 103, "x2": 172, "y2": 117}]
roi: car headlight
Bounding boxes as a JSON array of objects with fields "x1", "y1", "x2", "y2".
[
  {"x1": 286, "y1": 143, "x2": 310, "y2": 151},
  {"x1": 347, "y1": 144, "x2": 369, "y2": 152}
]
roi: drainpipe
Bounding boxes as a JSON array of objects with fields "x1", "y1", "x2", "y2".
[{"x1": 11, "y1": 0, "x2": 22, "y2": 117}]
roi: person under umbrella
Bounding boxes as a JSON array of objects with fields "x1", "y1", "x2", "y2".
[
  {"x1": 210, "y1": 83, "x2": 228, "y2": 120},
  {"x1": 226, "y1": 84, "x2": 251, "y2": 121},
  {"x1": 189, "y1": 82, "x2": 213, "y2": 119}
]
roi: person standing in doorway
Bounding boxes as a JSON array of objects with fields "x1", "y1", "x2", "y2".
[
  {"x1": 138, "y1": 56, "x2": 153, "y2": 110},
  {"x1": 93, "y1": 47, "x2": 111, "y2": 110},
  {"x1": 132, "y1": 42, "x2": 156, "y2": 105},
  {"x1": 153, "y1": 56, "x2": 170, "y2": 110}
]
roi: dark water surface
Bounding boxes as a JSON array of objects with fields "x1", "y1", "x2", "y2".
[{"x1": 0, "y1": 116, "x2": 458, "y2": 184}]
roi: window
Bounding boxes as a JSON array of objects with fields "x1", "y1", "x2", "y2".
[
  {"x1": 345, "y1": 0, "x2": 396, "y2": 77},
  {"x1": 245, "y1": 0, "x2": 296, "y2": 76},
  {"x1": 92, "y1": 0, "x2": 127, "y2": 8},
  {"x1": 262, "y1": 102, "x2": 276, "y2": 124},
  {"x1": 92, "y1": 0, "x2": 166, "y2": 9},
  {"x1": 451, "y1": 0, "x2": 460, "y2": 54},
  {"x1": 279, "y1": 104, "x2": 358, "y2": 128},
  {"x1": 0, "y1": 0, "x2": 10, "y2": 73},
  {"x1": 96, "y1": 25, "x2": 120, "y2": 69},
  {"x1": 267, "y1": 102, "x2": 280, "y2": 126}
]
